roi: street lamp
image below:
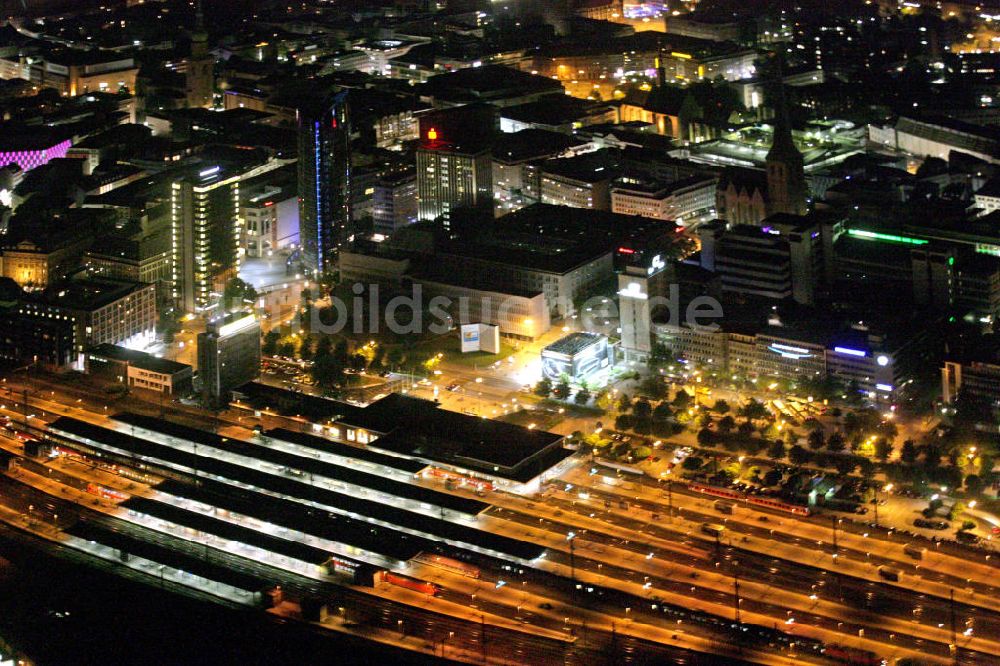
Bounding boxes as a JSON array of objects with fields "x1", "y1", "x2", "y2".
[{"x1": 567, "y1": 531, "x2": 577, "y2": 583}]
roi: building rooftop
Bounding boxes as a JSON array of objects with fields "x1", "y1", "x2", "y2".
[
  {"x1": 500, "y1": 96, "x2": 615, "y2": 128},
  {"x1": 88, "y1": 343, "x2": 191, "y2": 376},
  {"x1": 339, "y1": 393, "x2": 568, "y2": 481},
  {"x1": 491, "y1": 129, "x2": 586, "y2": 163},
  {"x1": 543, "y1": 332, "x2": 606, "y2": 357},
  {"x1": 421, "y1": 65, "x2": 564, "y2": 103},
  {"x1": 542, "y1": 149, "x2": 620, "y2": 184},
  {"x1": 36, "y1": 277, "x2": 150, "y2": 312}
]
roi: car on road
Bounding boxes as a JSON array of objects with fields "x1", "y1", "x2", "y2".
[{"x1": 446, "y1": 383, "x2": 460, "y2": 391}]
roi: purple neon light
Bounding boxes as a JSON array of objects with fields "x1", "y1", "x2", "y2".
[{"x1": 0, "y1": 138, "x2": 72, "y2": 173}]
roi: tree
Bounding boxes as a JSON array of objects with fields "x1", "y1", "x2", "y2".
[
  {"x1": 311, "y1": 354, "x2": 344, "y2": 388},
  {"x1": 834, "y1": 456, "x2": 857, "y2": 476},
  {"x1": 826, "y1": 432, "x2": 846, "y2": 453},
  {"x1": 697, "y1": 412, "x2": 713, "y2": 429},
  {"x1": 298, "y1": 335, "x2": 315, "y2": 361},
  {"x1": 553, "y1": 379, "x2": 571, "y2": 400},
  {"x1": 788, "y1": 445, "x2": 810, "y2": 466},
  {"x1": 652, "y1": 403, "x2": 673, "y2": 423},
  {"x1": 262, "y1": 330, "x2": 281, "y2": 356},
  {"x1": 574, "y1": 387, "x2": 592, "y2": 405},
  {"x1": 807, "y1": 429, "x2": 825, "y2": 451},
  {"x1": 633, "y1": 398, "x2": 653, "y2": 420},
  {"x1": 638, "y1": 375, "x2": 668, "y2": 400},
  {"x1": 615, "y1": 414, "x2": 634, "y2": 431},
  {"x1": 386, "y1": 346, "x2": 405, "y2": 368},
  {"x1": 277, "y1": 340, "x2": 296, "y2": 358},
  {"x1": 682, "y1": 456, "x2": 703, "y2": 471},
  {"x1": 718, "y1": 415, "x2": 736, "y2": 434},
  {"x1": 737, "y1": 420, "x2": 754, "y2": 436},
  {"x1": 738, "y1": 399, "x2": 768, "y2": 421},
  {"x1": 223, "y1": 277, "x2": 258, "y2": 311},
  {"x1": 900, "y1": 440, "x2": 918, "y2": 465},
  {"x1": 763, "y1": 469, "x2": 782, "y2": 486},
  {"x1": 315, "y1": 336, "x2": 333, "y2": 359},
  {"x1": 922, "y1": 443, "x2": 942, "y2": 469},
  {"x1": 697, "y1": 428, "x2": 714, "y2": 446},
  {"x1": 713, "y1": 399, "x2": 730, "y2": 415},
  {"x1": 534, "y1": 377, "x2": 553, "y2": 397},
  {"x1": 858, "y1": 458, "x2": 876, "y2": 479},
  {"x1": 671, "y1": 390, "x2": 691, "y2": 409},
  {"x1": 960, "y1": 520, "x2": 977, "y2": 532},
  {"x1": 874, "y1": 438, "x2": 893, "y2": 462},
  {"x1": 616, "y1": 394, "x2": 632, "y2": 412},
  {"x1": 965, "y1": 474, "x2": 984, "y2": 496},
  {"x1": 767, "y1": 439, "x2": 786, "y2": 461}
]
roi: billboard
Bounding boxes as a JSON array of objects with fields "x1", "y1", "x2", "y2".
[
  {"x1": 460, "y1": 324, "x2": 480, "y2": 353},
  {"x1": 460, "y1": 323, "x2": 500, "y2": 353}
]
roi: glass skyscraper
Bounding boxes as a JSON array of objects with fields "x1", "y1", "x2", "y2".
[{"x1": 296, "y1": 90, "x2": 351, "y2": 273}]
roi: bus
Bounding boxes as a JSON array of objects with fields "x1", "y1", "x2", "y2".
[
  {"x1": 714, "y1": 500, "x2": 734, "y2": 514},
  {"x1": 877, "y1": 566, "x2": 900, "y2": 582},
  {"x1": 701, "y1": 523, "x2": 726, "y2": 538},
  {"x1": 903, "y1": 543, "x2": 925, "y2": 560}
]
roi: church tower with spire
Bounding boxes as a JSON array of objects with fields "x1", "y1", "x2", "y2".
[
  {"x1": 765, "y1": 74, "x2": 808, "y2": 217},
  {"x1": 185, "y1": 0, "x2": 214, "y2": 108}
]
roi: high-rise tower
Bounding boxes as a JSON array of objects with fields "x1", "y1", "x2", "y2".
[
  {"x1": 297, "y1": 91, "x2": 351, "y2": 273},
  {"x1": 185, "y1": 0, "x2": 214, "y2": 108}
]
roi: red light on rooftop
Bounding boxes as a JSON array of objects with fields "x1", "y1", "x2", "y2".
[{"x1": 617, "y1": 247, "x2": 636, "y2": 254}]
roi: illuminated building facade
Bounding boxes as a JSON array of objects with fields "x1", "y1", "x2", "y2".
[
  {"x1": 0, "y1": 138, "x2": 71, "y2": 173},
  {"x1": 198, "y1": 311, "x2": 261, "y2": 406},
  {"x1": 416, "y1": 125, "x2": 492, "y2": 226},
  {"x1": 296, "y1": 91, "x2": 351, "y2": 273},
  {"x1": 171, "y1": 166, "x2": 241, "y2": 312}
]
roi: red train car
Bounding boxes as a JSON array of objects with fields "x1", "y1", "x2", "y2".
[
  {"x1": 383, "y1": 572, "x2": 441, "y2": 596},
  {"x1": 823, "y1": 644, "x2": 884, "y2": 666}
]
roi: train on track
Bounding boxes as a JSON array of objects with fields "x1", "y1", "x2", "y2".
[{"x1": 688, "y1": 482, "x2": 811, "y2": 517}]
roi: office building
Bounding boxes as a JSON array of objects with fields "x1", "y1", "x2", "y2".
[
  {"x1": 698, "y1": 214, "x2": 824, "y2": 305},
  {"x1": 942, "y1": 359, "x2": 1000, "y2": 406},
  {"x1": 171, "y1": 165, "x2": 242, "y2": 312},
  {"x1": 372, "y1": 169, "x2": 417, "y2": 236},
  {"x1": 655, "y1": 303, "x2": 926, "y2": 401},
  {"x1": 540, "y1": 332, "x2": 612, "y2": 381},
  {"x1": 492, "y1": 129, "x2": 587, "y2": 216},
  {"x1": 618, "y1": 258, "x2": 672, "y2": 361},
  {"x1": 297, "y1": 90, "x2": 351, "y2": 273},
  {"x1": 540, "y1": 150, "x2": 619, "y2": 211},
  {"x1": 198, "y1": 311, "x2": 261, "y2": 406},
  {"x1": 416, "y1": 113, "x2": 493, "y2": 226},
  {"x1": 86, "y1": 343, "x2": 193, "y2": 395},
  {"x1": 611, "y1": 175, "x2": 717, "y2": 226}
]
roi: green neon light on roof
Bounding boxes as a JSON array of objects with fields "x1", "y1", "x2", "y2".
[{"x1": 847, "y1": 229, "x2": 928, "y2": 245}]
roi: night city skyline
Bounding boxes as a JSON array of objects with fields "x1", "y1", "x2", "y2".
[{"x1": 1, "y1": 1, "x2": 1000, "y2": 665}]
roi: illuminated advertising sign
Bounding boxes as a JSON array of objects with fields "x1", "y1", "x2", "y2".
[{"x1": 460, "y1": 324, "x2": 480, "y2": 353}]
